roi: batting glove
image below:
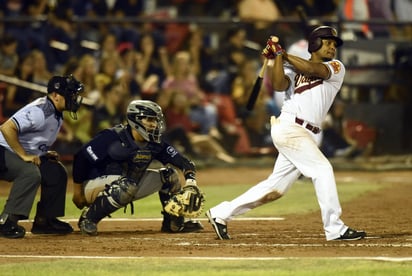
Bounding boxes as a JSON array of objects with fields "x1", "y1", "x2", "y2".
[{"x1": 266, "y1": 37, "x2": 285, "y2": 57}]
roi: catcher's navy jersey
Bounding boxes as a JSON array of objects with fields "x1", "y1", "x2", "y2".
[{"x1": 73, "y1": 124, "x2": 195, "y2": 183}]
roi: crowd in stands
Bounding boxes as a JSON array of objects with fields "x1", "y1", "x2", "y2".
[{"x1": 1, "y1": 0, "x2": 411, "y2": 161}]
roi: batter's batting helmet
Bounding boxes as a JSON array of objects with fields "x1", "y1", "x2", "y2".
[
  {"x1": 47, "y1": 75, "x2": 84, "y2": 117},
  {"x1": 308, "y1": 26, "x2": 343, "y2": 53},
  {"x1": 126, "y1": 100, "x2": 166, "y2": 143}
]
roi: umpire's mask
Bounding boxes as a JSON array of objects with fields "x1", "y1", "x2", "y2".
[{"x1": 47, "y1": 75, "x2": 84, "y2": 119}]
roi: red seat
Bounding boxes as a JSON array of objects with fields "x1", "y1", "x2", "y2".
[{"x1": 345, "y1": 119, "x2": 377, "y2": 149}]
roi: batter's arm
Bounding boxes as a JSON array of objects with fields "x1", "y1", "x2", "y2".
[
  {"x1": 284, "y1": 53, "x2": 330, "y2": 79},
  {"x1": 270, "y1": 54, "x2": 290, "y2": 91}
]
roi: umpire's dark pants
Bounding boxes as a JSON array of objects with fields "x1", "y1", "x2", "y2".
[{"x1": 0, "y1": 148, "x2": 68, "y2": 220}]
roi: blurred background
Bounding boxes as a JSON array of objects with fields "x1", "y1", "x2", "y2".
[{"x1": 0, "y1": 0, "x2": 411, "y2": 165}]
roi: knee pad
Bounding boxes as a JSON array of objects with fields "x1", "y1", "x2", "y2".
[
  {"x1": 103, "y1": 177, "x2": 139, "y2": 208},
  {"x1": 159, "y1": 167, "x2": 181, "y2": 194}
]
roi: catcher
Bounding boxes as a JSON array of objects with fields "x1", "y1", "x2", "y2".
[{"x1": 72, "y1": 100, "x2": 205, "y2": 236}]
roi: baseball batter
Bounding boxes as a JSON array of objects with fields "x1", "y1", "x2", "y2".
[
  {"x1": 207, "y1": 26, "x2": 366, "y2": 241},
  {"x1": 72, "y1": 100, "x2": 204, "y2": 235}
]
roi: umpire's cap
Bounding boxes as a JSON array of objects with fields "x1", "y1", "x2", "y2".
[
  {"x1": 47, "y1": 75, "x2": 83, "y2": 97},
  {"x1": 308, "y1": 26, "x2": 343, "y2": 53}
]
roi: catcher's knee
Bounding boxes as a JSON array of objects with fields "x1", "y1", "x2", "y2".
[
  {"x1": 159, "y1": 167, "x2": 181, "y2": 194},
  {"x1": 103, "y1": 177, "x2": 139, "y2": 207}
]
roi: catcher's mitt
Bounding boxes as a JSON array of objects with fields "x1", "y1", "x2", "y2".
[{"x1": 164, "y1": 184, "x2": 205, "y2": 218}]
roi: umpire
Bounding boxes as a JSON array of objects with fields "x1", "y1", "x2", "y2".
[{"x1": 0, "y1": 75, "x2": 83, "y2": 238}]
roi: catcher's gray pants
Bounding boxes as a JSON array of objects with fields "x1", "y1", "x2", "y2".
[{"x1": 83, "y1": 169, "x2": 164, "y2": 205}]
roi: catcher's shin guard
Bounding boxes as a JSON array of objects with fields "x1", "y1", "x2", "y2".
[{"x1": 80, "y1": 177, "x2": 139, "y2": 231}]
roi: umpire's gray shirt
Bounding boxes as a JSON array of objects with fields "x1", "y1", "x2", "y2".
[{"x1": 0, "y1": 96, "x2": 63, "y2": 156}]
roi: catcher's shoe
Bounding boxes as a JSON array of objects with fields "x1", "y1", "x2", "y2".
[
  {"x1": 206, "y1": 210, "x2": 231, "y2": 240},
  {"x1": 181, "y1": 220, "x2": 204, "y2": 233},
  {"x1": 78, "y1": 208, "x2": 98, "y2": 236},
  {"x1": 334, "y1": 228, "x2": 366, "y2": 241}
]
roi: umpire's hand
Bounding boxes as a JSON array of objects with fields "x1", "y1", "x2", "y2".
[{"x1": 72, "y1": 182, "x2": 87, "y2": 209}]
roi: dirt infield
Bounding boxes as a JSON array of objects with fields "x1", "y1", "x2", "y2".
[{"x1": 1, "y1": 167, "x2": 411, "y2": 260}]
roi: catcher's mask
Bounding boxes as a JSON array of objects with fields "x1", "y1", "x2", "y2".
[
  {"x1": 126, "y1": 100, "x2": 166, "y2": 143},
  {"x1": 47, "y1": 75, "x2": 84, "y2": 119},
  {"x1": 308, "y1": 26, "x2": 343, "y2": 53}
]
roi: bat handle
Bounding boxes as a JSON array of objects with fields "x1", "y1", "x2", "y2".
[{"x1": 258, "y1": 58, "x2": 269, "y2": 78}]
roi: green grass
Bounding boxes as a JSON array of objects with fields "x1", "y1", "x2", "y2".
[
  {"x1": 1, "y1": 178, "x2": 409, "y2": 275},
  {"x1": 0, "y1": 259, "x2": 411, "y2": 276}
]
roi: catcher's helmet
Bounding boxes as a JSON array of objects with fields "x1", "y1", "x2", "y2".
[
  {"x1": 126, "y1": 100, "x2": 166, "y2": 143},
  {"x1": 47, "y1": 75, "x2": 84, "y2": 118},
  {"x1": 308, "y1": 26, "x2": 343, "y2": 53}
]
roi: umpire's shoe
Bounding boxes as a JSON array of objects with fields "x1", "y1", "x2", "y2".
[
  {"x1": 334, "y1": 227, "x2": 366, "y2": 241},
  {"x1": 31, "y1": 217, "x2": 73, "y2": 235},
  {"x1": 206, "y1": 210, "x2": 231, "y2": 240},
  {"x1": 78, "y1": 208, "x2": 98, "y2": 236},
  {"x1": 0, "y1": 215, "x2": 25, "y2": 239}
]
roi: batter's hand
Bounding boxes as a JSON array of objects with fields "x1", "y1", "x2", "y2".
[
  {"x1": 262, "y1": 44, "x2": 276, "y2": 59},
  {"x1": 267, "y1": 36, "x2": 285, "y2": 57}
]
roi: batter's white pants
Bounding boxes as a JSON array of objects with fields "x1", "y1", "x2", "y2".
[{"x1": 209, "y1": 114, "x2": 348, "y2": 240}]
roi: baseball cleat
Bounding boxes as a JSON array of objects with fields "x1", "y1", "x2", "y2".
[
  {"x1": 181, "y1": 220, "x2": 204, "y2": 233},
  {"x1": 78, "y1": 208, "x2": 98, "y2": 236},
  {"x1": 206, "y1": 210, "x2": 231, "y2": 240},
  {"x1": 334, "y1": 228, "x2": 366, "y2": 241}
]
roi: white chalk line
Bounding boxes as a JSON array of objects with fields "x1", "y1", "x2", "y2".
[
  {"x1": 19, "y1": 217, "x2": 285, "y2": 223},
  {"x1": 0, "y1": 255, "x2": 411, "y2": 263}
]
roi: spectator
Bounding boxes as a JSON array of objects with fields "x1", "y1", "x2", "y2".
[
  {"x1": 320, "y1": 100, "x2": 359, "y2": 158},
  {"x1": 164, "y1": 90, "x2": 235, "y2": 163},
  {"x1": 232, "y1": 58, "x2": 272, "y2": 148},
  {"x1": 237, "y1": 0, "x2": 282, "y2": 44},
  {"x1": 91, "y1": 82, "x2": 127, "y2": 136},
  {"x1": 98, "y1": 33, "x2": 122, "y2": 66},
  {"x1": 367, "y1": 0, "x2": 396, "y2": 38},
  {"x1": 338, "y1": 0, "x2": 373, "y2": 39},
  {"x1": 31, "y1": 49, "x2": 53, "y2": 86},
  {"x1": 393, "y1": 0, "x2": 412, "y2": 40},
  {"x1": 182, "y1": 26, "x2": 252, "y2": 155},
  {"x1": 160, "y1": 51, "x2": 219, "y2": 137},
  {"x1": 112, "y1": 0, "x2": 143, "y2": 46},
  {"x1": 136, "y1": 32, "x2": 170, "y2": 86},
  {"x1": 0, "y1": 34, "x2": 19, "y2": 76},
  {"x1": 4, "y1": 52, "x2": 42, "y2": 117}
]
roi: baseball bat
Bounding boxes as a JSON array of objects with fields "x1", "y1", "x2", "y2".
[
  {"x1": 246, "y1": 58, "x2": 268, "y2": 111},
  {"x1": 0, "y1": 73, "x2": 94, "y2": 106}
]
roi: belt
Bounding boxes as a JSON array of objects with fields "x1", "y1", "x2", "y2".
[{"x1": 295, "y1": 118, "x2": 321, "y2": 134}]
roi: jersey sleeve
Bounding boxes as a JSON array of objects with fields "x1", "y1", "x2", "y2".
[
  {"x1": 155, "y1": 143, "x2": 196, "y2": 180},
  {"x1": 324, "y1": 60, "x2": 345, "y2": 89}
]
